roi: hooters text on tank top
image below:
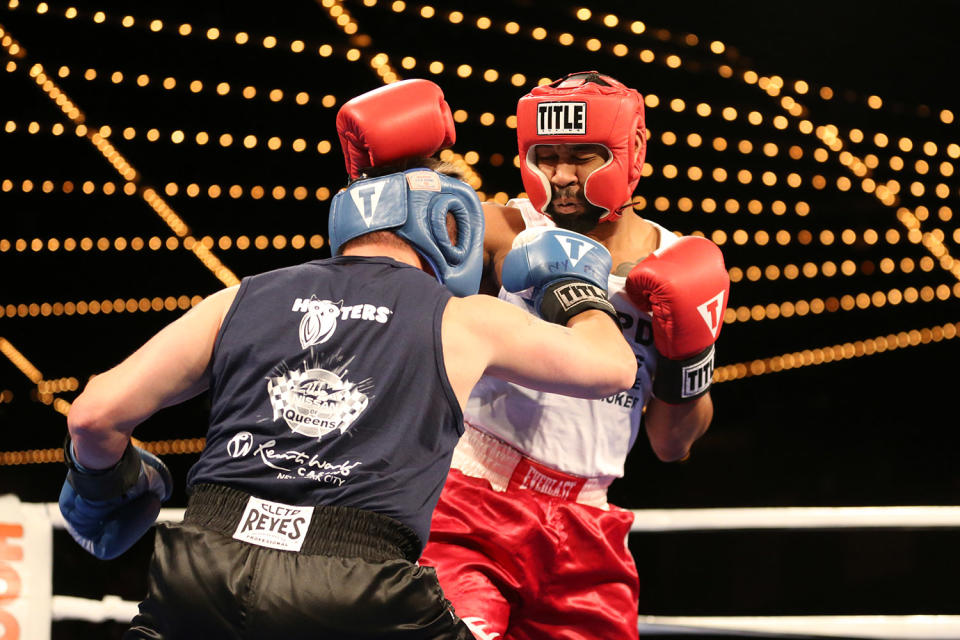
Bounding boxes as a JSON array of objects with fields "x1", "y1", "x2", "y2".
[
  {"x1": 464, "y1": 199, "x2": 679, "y2": 480},
  {"x1": 187, "y1": 256, "x2": 462, "y2": 551}
]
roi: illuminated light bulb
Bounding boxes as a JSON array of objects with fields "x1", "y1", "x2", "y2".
[
  {"x1": 346, "y1": 48, "x2": 361, "y2": 61},
  {"x1": 262, "y1": 35, "x2": 277, "y2": 48},
  {"x1": 219, "y1": 133, "x2": 232, "y2": 147},
  {"x1": 457, "y1": 64, "x2": 472, "y2": 77},
  {"x1": 532, "y1": 27, "x2": 548, "y2": 40},
  {"x1": 429, "y1": 61, "x2": 444, "y2": 74},
  {"x1": 476, "y1": 16, "x2": 491, "y2": 29},
  {"x1": 291, "y1": 139, "x2": 306, "y2": 152},
  {"x1": 149, "y1": 19, "x2": 163, "y2": 32},
  {"x1": 190, "y1": 80, "x2": 203, "y2": 92},
  {"x1": 666, "y1": 55, "x2": 681, "y2": 68},
  {"x1": 317, "y1": 140, "x2": 332, "y2": 154},
  {"x1": 178, "y1": 23, "x2": 192, "y2": 36},
  {"x1": 586, "y1": 38, "x2": 601, "y2": 51},
  {"x1": 243, "y1": 135, "x2": 257, "y2": 148},
  {"x1": 576, "y1": 7, "x2": 592, "y2": 20},
  {"x1": 207, "y1": 27, "x2": 220, "y2": 40}
]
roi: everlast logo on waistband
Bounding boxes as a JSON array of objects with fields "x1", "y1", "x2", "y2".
[
  {"x1": 508, "y1": 458, "x2": 587, "y2": 501},
  {"x1": 232, "y1": 496, "x2": 315, "y2": 552},
  {"x1": 537, "y1": 102, "x2": 587, "y2": 135}
]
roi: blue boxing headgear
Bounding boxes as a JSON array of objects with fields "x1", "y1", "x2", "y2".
[{"x1": 328, "y1": 169, "x2": 485, "y2": 297}]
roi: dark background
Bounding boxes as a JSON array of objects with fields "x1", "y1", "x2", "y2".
[{"x1": 2, "y1": 1, "x2": 958, "y2": 637}]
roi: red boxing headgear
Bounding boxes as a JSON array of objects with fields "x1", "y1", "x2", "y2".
[{"x1": 516, "y1": 71, "x2": 646, "y2": 222}]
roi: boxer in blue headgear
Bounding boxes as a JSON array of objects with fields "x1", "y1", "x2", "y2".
[
  {"x1": 328, "y1": 168, "x2": 485, "y2": 297},
  {"x1": 61, "y1": 78, "x2": 636, "y2": 639}
]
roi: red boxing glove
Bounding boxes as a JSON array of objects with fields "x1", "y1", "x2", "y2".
[
  {"x1": 626, "y1": 235, "x2": 730, "y2": 403},
  {"x1": 336, "y1": 79, "x2": 456, "y2": 179}
]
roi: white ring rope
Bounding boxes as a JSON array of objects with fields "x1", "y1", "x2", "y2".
[
  {"x1": 42, "y1": 504, "x2": 960, "y2": 531},
  {"x1": 628, "y1": 506, "x2": 960, "y2": 532},
  {"x1": 637, "y1": 615, "x2": 960, "y2": 639},
  {"x1": 34, "y1": 503, "x2": 960, "y2": 638}
]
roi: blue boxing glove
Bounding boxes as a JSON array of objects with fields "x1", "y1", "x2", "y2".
[
  {"x1": 59, "y1": 438, "x2": 173, "y2": 560},
  {"x1": 502, "y1": 227, "x2": 618, "y2": 326}
]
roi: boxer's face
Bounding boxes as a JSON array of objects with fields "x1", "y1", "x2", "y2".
[{"x1": 533, "y1": 143, "x2": 609, "y2": 234}]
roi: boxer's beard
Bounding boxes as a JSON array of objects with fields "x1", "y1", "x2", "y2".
[{"x1": 546, "y1": 187, "x2": 604, "y2": 234}]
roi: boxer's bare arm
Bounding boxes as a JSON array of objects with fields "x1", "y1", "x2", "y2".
[
  {"x1": 644, "y1": 394, "x2": 713, "y2": 462},
  {"x1": 479, "y1": 203, "x2": 525, "y2": 295},
  {"x1": 441, "y1": 295, "x2": 637, "y2": 409},
  {"x1": 68, "y1": 286, "x2": 239, "y2": 469}
]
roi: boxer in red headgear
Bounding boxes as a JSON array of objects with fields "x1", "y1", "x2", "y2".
[{"x1": 417, "y1": 71, "x2": 732, "y2": 639}]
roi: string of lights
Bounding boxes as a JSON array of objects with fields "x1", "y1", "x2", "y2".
[
  {"x1": 0, "y1": 234, "x2": 327, "y2": 254},
  {"x1": 1, "y1": 296, "x2": 204, "y2": 319},
  {"x1": 723, "y1": 283, "x2": 957, "y2": 325},
  {"x1": 0, "y1": 336, "x2": 71, "y2": 416},
  {"x1": 51, "y1": 65, "x2": 337, "y2": 108},
  {"x1": 7, "y1": 0, "x2": 958, "y2": 171},
  {"x1": 0, "y1": 437, "x2": 207, "y2": 466},
  {"x1": 0, "y1": 177, "x2": 337, "y2": 201},
  {"x1": 0, "y1": 113, "x2": 338, "y2": 155},
  {"x1": 1, "y1": 22, "x2": 240, "y2": 287},
  {"x1": 715, "y1": 320, "x2": 958, "y2": 382},
  {"x1": 771, "y1": 85, "x2": 960, "y2": 283}
]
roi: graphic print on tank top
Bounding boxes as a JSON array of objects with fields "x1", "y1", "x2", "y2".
[{"x1": 266, "y1": 348, "x2": 374, "y2": 439}]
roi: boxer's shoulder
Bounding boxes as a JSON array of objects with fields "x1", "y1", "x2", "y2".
[
  {"x1": 482, "y1": 202, "x2": 525, "y2": 251},
  {"x1": 481, "y1": 202, "x2": 525, "y2": 292}
]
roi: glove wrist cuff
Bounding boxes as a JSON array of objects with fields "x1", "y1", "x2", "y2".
[
  {"x1": 64, "y1": 437, "x2": 141, "y2": 501},
  {"x1": 538, "y1": 280, "x2": 618, "y2": 326},
  {"x1": 652, "y1": 344, "x2": 716, "y2": 404}
]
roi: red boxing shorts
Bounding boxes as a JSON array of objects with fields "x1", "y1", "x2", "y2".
[{"x1": 420, "y1": 427, "x2": 639, "y2": 640}]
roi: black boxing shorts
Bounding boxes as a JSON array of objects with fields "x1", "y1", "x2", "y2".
[{"x1": 123, "y1": 484, "x2": 473, "y2": 639}]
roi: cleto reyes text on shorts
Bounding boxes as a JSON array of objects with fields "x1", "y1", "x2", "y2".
[{"x1": 232, "y1": 496, "x2": 315, "y2": 552}]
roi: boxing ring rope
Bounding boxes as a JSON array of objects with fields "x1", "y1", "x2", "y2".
[{"x1": 29, "y1": 502, "x2": 960, "y2": 638}]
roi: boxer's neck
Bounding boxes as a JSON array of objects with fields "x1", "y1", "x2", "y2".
[
  {"x1": 587, "y1": 206, "x2": 660, "y2": 267},
  {"x1": 341, "y1": 242, "x2": 433, "y2": 275}
]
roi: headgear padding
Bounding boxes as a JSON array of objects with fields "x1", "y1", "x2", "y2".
[
  {"x1": 516, "y1": 71, "x2": 646, "y2": 222},
  {"x1": 328, "y1": 169, "x2": 485, "y2": 297}
]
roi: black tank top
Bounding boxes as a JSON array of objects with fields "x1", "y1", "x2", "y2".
[{"x1": 187, "y1": 256, "x2": 462, "y2": 549}]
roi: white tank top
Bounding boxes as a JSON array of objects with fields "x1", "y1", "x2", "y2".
[{"x1": 463, "y1": 199, "x2": 678, "y2": 479}]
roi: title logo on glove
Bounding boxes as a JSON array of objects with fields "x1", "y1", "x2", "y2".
[{"x1": 697, "y1": 290, "x2": 726, "y2": 339}]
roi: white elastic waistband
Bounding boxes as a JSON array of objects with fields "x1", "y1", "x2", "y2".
[{"x1": 451, "y1": 423, "x2": 612, "y2": 509}]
